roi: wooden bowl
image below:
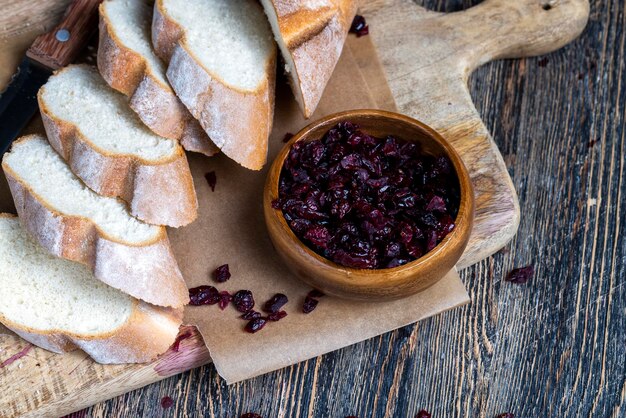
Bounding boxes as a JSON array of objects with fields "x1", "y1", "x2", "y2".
[{"x1": 264, "y1": 110, "x2": 474, "y2": 300}]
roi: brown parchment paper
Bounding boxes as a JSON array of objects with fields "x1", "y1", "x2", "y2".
[
  {"x1": 169, "y1": 39, "x2": 470, "y2": 384},
  {"x1": 0, "y1": 34, "x2": 469, "y2": 381}
]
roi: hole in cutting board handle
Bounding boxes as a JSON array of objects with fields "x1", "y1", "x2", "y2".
[{"x1": 542, "y1": 3, "x2": 553, "y2": 10}]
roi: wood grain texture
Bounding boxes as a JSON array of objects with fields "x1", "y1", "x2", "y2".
[
  {"x1": 87, "y1": 0, "x2": 624, "y2": 416},
  {"x1": 27, "y1": 0, "x2": 102, "y2": 69},
  {"x1": 1, "y1": 0, "x2": 623, "y2": 416},
  {"x1": 364, "y1": 0, "x2": 588, "y2": 267}
]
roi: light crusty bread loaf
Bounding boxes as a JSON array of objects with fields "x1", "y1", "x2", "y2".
[
  {"x1": 98, "y1": 0, "x2": 219, "y2": 157},
  {"x1": 2, "y1": 135, "x2": 189, "y2": 308},
  {"x1": 0, "y1": 214, "x2": 182, "y2": 364},
  {"x1": 38, "y1": 64, "x2": 197, "y2": 227},
  {"x1": 261, "y1": 0, "x2": 358, "y2": 118},
  {"x1": 152, "y1": 0, "x2": 277, "y2": 170}
]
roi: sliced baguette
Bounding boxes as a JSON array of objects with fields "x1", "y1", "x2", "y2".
[
  {"x1": 2, "y1": 135, "x2": 188, "y2": 308},
  {"x1": 152, "y1": 0, "x2": 277, "y2": 170},
  {"x1": 98, "y1": 0, "x2": 219, "y2": 157},
  {"x1": 261, "y1": 0, "x2": 358, "y2": 118},
  {"x1": 0, "y1": 214, "x2": 182, "y2": 364},
  {"x1": 38, "y1": 64, "x2": 197, "y2": 227}
]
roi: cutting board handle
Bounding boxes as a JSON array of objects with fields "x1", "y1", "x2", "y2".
[
  {"x1": 365, "y1": 0, "x2": 589, "y2": 264},
  {"x1": 26, "y1": 0, "x2": 102, "y2": 69},
  {"x1": 450, "y1": 0, "x2": 590, "y2": 71}
]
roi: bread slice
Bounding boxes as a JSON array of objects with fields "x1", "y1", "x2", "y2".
[
  {"x1": 152, "y1": 0, "x2": 277, "y2": 170},
  {"x1": 261, "y1": 0, "x2": 357, "y2": 118},
  {"x1": 2, "y1": 135, "x2": 188, "y2": 308},
  {"x1": 98, "y1": 0, "x2": 219, "y2": 157},
  {"x1": 38, "y1": 64, "x2": 197, "y2": 227},
  {"x1": 0, "y1": 214, "x2": 182, "y2": 364}
]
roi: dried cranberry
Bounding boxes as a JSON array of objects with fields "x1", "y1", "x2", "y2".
[
  {"x1": 240, "y1": 414, "x2": 263, "y2": 418},
  {"x1": 302, "y1": 296, "x2": 319, "y2": 313},
  {"x1": 205, "y1": 171, "x2": 217, "y2": 192},
  {"x1": 426, "y1": 195, "x2": 446, "y2": 212},
  {"x1": 188, "y1": 286, "x2": 219, "y2": 306},
  {"x1": 267, "y1": 310, "x2": 288, "y2": 321},
  {"x1": 506, "y1": 265, "x2": 534, "y2": 284},
  {"x1": 240, "y1": 310, "x2": 262, "y2": 320},
  {"x1": 218, "y1": 291, "x2": 232, "y2": 310},
  {"x1": 276, "y1": 122, "x2": 460, "y2": 270},
  {"x1": 496, "y1": 414, "x2": 514, "y2": 418},
  {"x1": 415, "y1": 410, "x2": 431, "y2": 418},
  {"x1": 232, "y1": 290, "x2": 255, "y2": 312},
  {"x1": 161, "y1": 396, "x2": 174, "y2": 409},
  {"x1": 245, "y1": 317, "x2": 267, "y2": 333},
  {"x1": 426, "y1": 229, "x2": 438, "y2": 251},
  {"x1": 349, "y1": 15, "x2": 369, "y2": 37},
  {"x1": 263, "y1": 293, "x2": 289, "y2": 313},
  {"x1": 213, "y1": 264, "x2": 231, "y2": 283},
  {"x1": 282, "y1": 132, "x2": 294, "y2": 143},
  {"x1": 304, "y1": 225, "x2": 331, "y2": 248}
]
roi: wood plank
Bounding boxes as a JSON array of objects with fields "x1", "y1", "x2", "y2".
[
  {"x1": 2, "y1": 1, "x2": 625, "y2": 416},
  {"x1": 91, "y1": 0, "x2": 625, "y2": 415}
]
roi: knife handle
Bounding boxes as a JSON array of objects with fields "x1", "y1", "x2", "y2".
[{"x1": 26, "y1": 0, "x2": 103, "y2": 70}]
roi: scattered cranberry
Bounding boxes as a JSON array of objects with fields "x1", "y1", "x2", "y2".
[
  {"x1": 496, "y1": 414, "x2": 514, "y2": 418},
  {"x1": 282, "y1": 132, "x2": 294, "y2": 143},
  {"x1": 506, "y1": 265, "x2": 534, "y2": 284},
  {"x1": 233, "y1": 290, "x2": 255, "y2": 313},
  {"x1": 263, "y1": 293, "x2": 289, "y2": 313},
  {"x1": 240, "y1": 414, "x2": 262, "y2": 418},
  {"x1": 171, "y1": 331, "x2": 192, "y2": 352},
  {"x1": 205, "y1": 171, "x2": 217, "y2": 192},
  {"x1": 349, "y1": 15, "x2": 369, "y2": 37},
  {"x1": 308, "y1": 289, "x2": 325, "y2": 298},
  {"x1": 188, "y1": 285, "x2": 219, "y2": 305},
  {"x1": 416, "y1": 410, "x2": 432, "y2": 418},
  {"x1": 275, "y1": 122, "x2": 460, "y2": 269},
  {"x1": 213, "y1": 264, "x2": 231, "y2": 283},
  {"x1": 218, "y1": 290, "x2": 232, "y2": 310},
  {"x1": 302, "y1": 296, "x2": 319, "y2": 313},
  {"x1": 161, "y1": 396, "x2": 174, "y2": 409},
  {"x1": 245, "y1": 317, "x2": 267, "y2": 333},
  {"x1": 241, "y1": 310, "x2": 262, "y2": 320},
  {"x1": 267, "y1": 310, "x2": 288, "y2": 321}
]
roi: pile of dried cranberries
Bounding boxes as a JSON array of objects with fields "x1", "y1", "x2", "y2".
[{"x1": 273, "y1": 122, "x2": 460, "y2": 269}]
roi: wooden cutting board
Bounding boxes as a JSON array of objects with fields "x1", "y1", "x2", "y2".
[{"x1": 0, "y1": 0, "x2": 589, "y2": 416}]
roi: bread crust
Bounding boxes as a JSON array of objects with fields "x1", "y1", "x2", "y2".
[
  {"x1": 152, "y1": 0, "x2": 277, "y2": 171},
  {"x1": 1, "y1": 298, "x2": 183, "y2": 364},
  {"x1": 1, "y1": 149, "x2": 189, "y2": 308},
  {"x1": 262, "y1": 0, "x2": 358, "y2": 118},
  {"x1": 97, "y1": 2, "x2": 219, "y2": 157},
  {"x1": 38, "y1": 65, "x2": 198, "y2": 228}
]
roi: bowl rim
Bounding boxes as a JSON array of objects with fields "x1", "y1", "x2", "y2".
[{"x1": 265, "y1": 109, "x2": 474, "y2": 287}]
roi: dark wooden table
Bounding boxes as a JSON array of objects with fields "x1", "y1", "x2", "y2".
[{"x1": 69, "y1": 0, "x2": 624, "y2": 416}]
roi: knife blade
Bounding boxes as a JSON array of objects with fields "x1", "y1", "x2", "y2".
[
  {"x1": 0, "y1": 60, "x2": 51, "y2": 155},
  {"x1": 0, "y1": 0, "x2": 102, "y2": 156}
]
